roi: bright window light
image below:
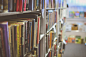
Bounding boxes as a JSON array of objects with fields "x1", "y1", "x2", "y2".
[{"x1": 67, "y1": 0, "x2": 86, "y2": 6}]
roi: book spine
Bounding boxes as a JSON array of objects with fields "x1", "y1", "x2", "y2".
[
  {"x1": 34, "y1": 22, "x2": 37, "y2": 47},
  {"x1": 21, "y1": 25, "x2": 23, "y2": 57},
  {"x1": 32, "y1": 19, "x2": 35, "y2": 50},
  {"x1": 25, "y1": 22, "x2": 28, "y2": 53},
  {"x1": 11, "y1": 26, "x2": 14, "y2": 57},
  {"x1": 16, "y1": 0, "x2": 19, "y2": 11},
  {"x1": 23, "y1": 23, "x2": 25, "y2": 56},
  {"x1": 1, "y1": 27, "x2": 6, "y2": 57},
  {"x1": 49, "y1": 32, "x2": 52, "y2": 48},
  {"x1": 17, "y1": 25, "x2": 20, "y2": 57},
  {"x1": 27, "y1": 21, "x2": 29, "y2": 52},
  {"x1": 19, "y1": 25, "x2": 22, "y2": 57},
  {"x1": 37, "y1": 17, "x2": 40, "y2": 44},
  {"x1": 29, "y1": 0, "x2": 32, "y2": 10},
  {"x1": 8, "y1": 0, "x2": 10, "y2": 12},
  {"x1": 0, "y1": 0, "x2": 3, "y2": 13},
  {"x1": 15, "y1": 26, "x2": 17, "y2": 57},
  {"x1": 0, "y1": 28, "x2": 2, "y2": 57},
  {"x1": 24, "y1": 0, "x2": 26, "y2": 11},
  {"x1": 3, "y1": 0, "x2": 8, "y2": 12},
  {"x1": 19, "y1": 0, "x2": 23, "y2": 12},
  {"x1": 26, "y1": 0, "x2": 29, "y2": 11},
  {"x1": 29, "y1": 22, "x2": 32, "y2": 52},
  {"x1": 14, "y1": 0, "x2": 16, "y2": 11}
]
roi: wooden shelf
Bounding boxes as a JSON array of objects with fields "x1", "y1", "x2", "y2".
[{"x1": 0, "y1": 10, "x2": 41, "y2": 17}]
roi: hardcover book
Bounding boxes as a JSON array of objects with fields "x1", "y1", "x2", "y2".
[{"x1": 79, "y1": 12, "x2": 84, "y2": 18}]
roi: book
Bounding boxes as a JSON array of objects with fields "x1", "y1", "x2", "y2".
[
  {"x1": 26, "y1": 0, "x2": 29, "y2": 11},
  {"x1": 19, "y1": 0, "x2": 23, "y2": 12},
  {"x1": 0, "y1": 28, "x2": 2, "y2": 57},
  {"x1": 34, "y1": 20, "x2": 37, "y2": 48},
  {"x1": 3, "y1": 0, "x2": 8, "y2": 12},
  {"x1": 24, "y1": 0, "x2": 27, "y2": 11},
  {"x1": 69, "y1": 11, "x2": 75, "y2": 18},
  {"x1": 0, "y1": 0, "x2": 3, "y2": 12},
  {"x1": 31, "y1": 19, "x2": 35, "y2": 50},
  {"x1": 29, "y1": 0, "x2": 34, "y2": 10},
  {"x1": 14, "y1": 0, "x2": 17, "y2": 11},
  {"x1": 17, "y1": 24, "x2": 20, "y2": 57},
  {"x1": 74, "y1": 11, "x2": 79, "y2": 18},
  {"x1": 84, "y1": 12, "x2": 86, "y2": 18},
  {"x1": 36, "y1": 0, "x2": 39, "y2": 10},
  {"x1": 37, "y1": 17, "x2": 40, "y2": 44},
  {"x1": 16, "y1": 0, "x2": 19, "y2": 11},
  {"x1": 79, "y1": 12, "x2": 84, "y2": 18},
  {"x1": 0, "y1": 22, "x2": 11, "y2": 57},
  {"x1": 0, "y1": 27, "x2": 6, "y2": 57}
]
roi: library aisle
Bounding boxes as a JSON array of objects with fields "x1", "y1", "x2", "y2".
[{"x1": 62, "y1": 43, "x2": 86, "y2": 57}]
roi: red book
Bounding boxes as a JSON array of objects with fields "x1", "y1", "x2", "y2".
[
  {"x1": 16, "y1": 0, "x2": 19, "y2": 11},
  {"x1": 19, "y1": 0, "x2": 23, "y2": 12},
  {"x1": 24, "y1": 0, "x2": 26, "y2": 11},
  {"x1": 37, "y1": 17, "x2": 40, "y2": 44}
]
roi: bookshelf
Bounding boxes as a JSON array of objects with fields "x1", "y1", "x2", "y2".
[{"x1": 0, "y1": 0, "x2": 67, "y2": 57}]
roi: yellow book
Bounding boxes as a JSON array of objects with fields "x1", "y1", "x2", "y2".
[
  {"x1": 17, "y1": 24, "x2": 20, "y2": 57},
  {"x1": 58, "y1": 54, "x2": 62, "y2": 57},
  {"x1": 49, "y1": 31, "x2": 54, "y2": 48}
]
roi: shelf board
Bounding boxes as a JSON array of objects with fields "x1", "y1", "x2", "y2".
[
  {"x1": 40, "y1": 34, "x2": 45, "y2": 41},
  {"x1": 0, "y1": 12, "x2": 21, "y2": 16},
  {"x1": 46, "y1": 8, "x2": 55, "y2": 10},
  {"x1": 0, "y1": 10, "x2": 41, "y2": 17},
  {"x1": 66, "y1": 18, "x2": 86, "y2": 21},
  {"x1": 47, "y1": 23, "x2": 57, "y2": 33},
  {"x1": 54, "y1": 37, "x2": 57, "y2": 42},
  {"x1": 45, "y1": 49, "x2": 51, "y2": 57}
]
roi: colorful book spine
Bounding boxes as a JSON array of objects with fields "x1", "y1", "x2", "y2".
[
  {"x1": 37, "y1": 17, "x2": 40, "y2": 44},
  {"x1": 19, "y1": 25, "x2": 22, "y2": 57},
  {"x1": 17, "y1": 25, "x2": 20, "y2": 57},
  {"x1": 19, "y1": 0, "x2": 23, "y2": 12},
  {"x1": 24, "y1": 0, "x2": 27, "y2": 11},
  {"x1": 49, "y1": 32, "x2": 52, "y2": 48},
  {"x1": 16, "y1": 0, "x2": 19, "y2": 11}
]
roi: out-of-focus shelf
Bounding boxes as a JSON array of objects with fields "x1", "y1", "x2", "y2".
[
  {"x1": 45, "y1": 49, "x2": 51, "y2": 57},
  {"x1": 47, "y1": 23, "x2": 57, "y2": 33},
  {"x1": 40, "y1": 34, "x2": 45, "y2": 41},
  {"x1": 0, "y1": 10, "x2": 41, "y2": 16}
]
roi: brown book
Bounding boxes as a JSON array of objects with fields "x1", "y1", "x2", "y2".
[
  {"x1": 3, "y1": 0, "x2": 8, "y2": 12},
  {"x1": 0, "y1": 0, "x2": 3, "y2": 12},
  {"x1": 84, "y1": 12, "x2": 86, "y2": 18}
]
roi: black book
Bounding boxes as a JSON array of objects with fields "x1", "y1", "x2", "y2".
[
  {"x1": 14, "y1": 26, "x2": 17, "y2": 57},
  {"x1": 31, "y1": 19, "x2": 35, "y2": 50}
]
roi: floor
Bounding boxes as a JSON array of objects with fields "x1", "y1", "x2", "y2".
[{"x1": 62, "y1": 43, "x2": 86, "y2": 57}]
